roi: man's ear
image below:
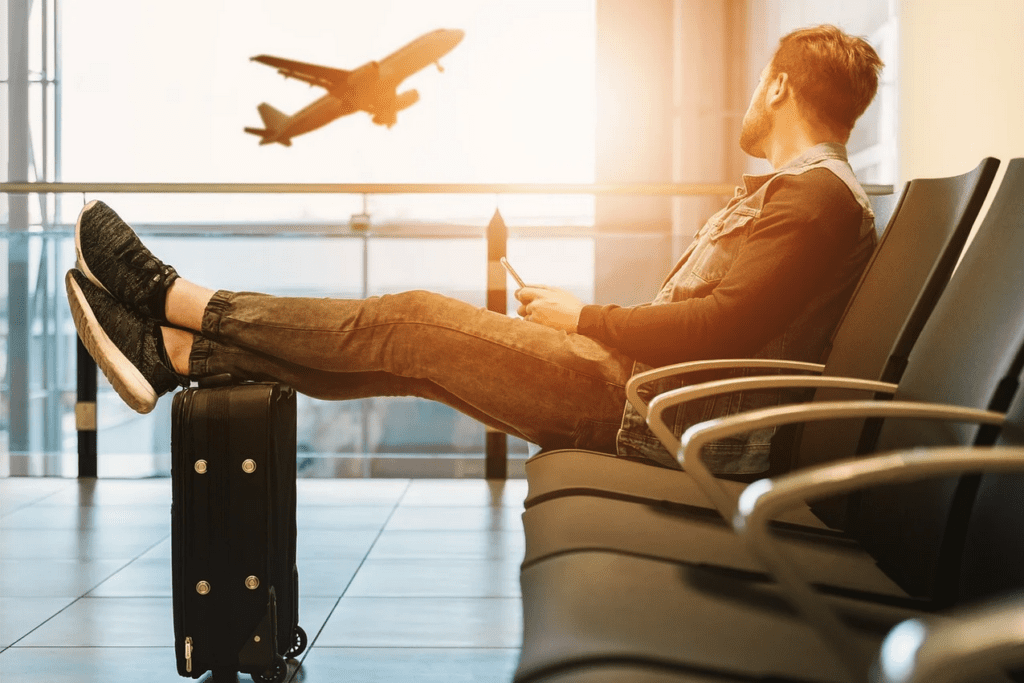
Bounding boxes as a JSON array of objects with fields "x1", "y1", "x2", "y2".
[{"x1": 766, "y1": 72, "x2": 790, "y2": 107}]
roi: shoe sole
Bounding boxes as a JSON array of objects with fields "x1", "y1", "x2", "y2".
[
  {"x1": 66, "y1": 271, "x2": 158, "y2": 414},
  {"x1": 75, "y1": 199, "x2": 114, "y2": 297}
]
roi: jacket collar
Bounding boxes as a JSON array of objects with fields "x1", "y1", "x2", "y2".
[{"x1": 740, "y1": 142, "x2": 850, "y2": 195}]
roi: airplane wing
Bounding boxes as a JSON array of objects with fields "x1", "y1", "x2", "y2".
[{"x1": 250, "y1": 55, "x2": 350, "y2": 89}]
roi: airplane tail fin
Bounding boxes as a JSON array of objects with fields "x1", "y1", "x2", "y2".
[
  {"x1": 256, "y1": 103, "x2": 289, "y2": 130},
  {"x1": 244, "y1": 103, "x2": 292, "y2": 146}
]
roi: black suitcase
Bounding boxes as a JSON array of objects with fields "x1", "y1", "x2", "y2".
[{"x1": 171, "y1": 381, "x2": 306, "y2": 682}]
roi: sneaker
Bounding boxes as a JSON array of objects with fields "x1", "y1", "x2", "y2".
[
  {"x1": 75, "y1": 200, "x2": 179, "y2": 324},
  {"x1": 66, "y1": 269, "x2": 187, "y2": 414}
]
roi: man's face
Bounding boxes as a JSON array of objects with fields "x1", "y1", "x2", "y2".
[{"x1": 739, "y1": 66, "x2": 773, "y2": 158}]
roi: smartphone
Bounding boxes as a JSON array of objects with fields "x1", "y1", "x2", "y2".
[{"x1": 499, "y1": 257, "x2": 527, "y2": 288}]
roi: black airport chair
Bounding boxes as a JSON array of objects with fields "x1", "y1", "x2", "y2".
[
  {"x1": 513, "y1": 159, "x2": 1024, "y2": 683},
  {"x1": 523, "y1": 158, "x2": 1000, "y2": 514}
]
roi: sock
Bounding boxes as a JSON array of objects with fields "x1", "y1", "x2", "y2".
[{"x1": 155, "y1": 324, "x2": 191, "y2": 389}]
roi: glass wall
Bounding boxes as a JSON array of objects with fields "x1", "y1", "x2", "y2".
[
  {"x1": 1, "y1": 199, "x2": 600, "y2": 479},
  {"x1": 2, "y1": 0, "x2": 598, "y2": 477}
]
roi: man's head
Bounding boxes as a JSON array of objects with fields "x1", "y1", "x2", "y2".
[{"x1": 740, "y1": 25, "x2": 884, "y2": 159}]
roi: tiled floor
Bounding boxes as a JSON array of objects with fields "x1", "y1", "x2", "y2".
[{"x1": 0, "y1": 476, "x2": 526, "y2": 682}]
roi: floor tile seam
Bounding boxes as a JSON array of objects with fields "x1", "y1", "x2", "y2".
[
  {"x1": 3, "y1": 506, "x2": 174, "y2": 515},
  {"x1": 301, "y1": 645, "x2": 522, "y2": 650},
  {"x1": 80, "y1": 533, "x2": 172, "y2": 598},
  {"x1": 3, "y1": 644, "x2": 519, "y2": 650},
  {"x1": 292, "y1": 593, "x2": 342, "y2": 672},
  {"x1": 52, "y1": 592, "x2": 401, "y2": 599},
  {"x1": 0, "y1": 489, "x2": 69, "y2": 518},
  {"x1": 315, "y1": 561, "x2": 522, "y2": 572},
  {"x1": 296, "y1": 526, "x2": 395, "y2": 533},
  {"x1": 296, "y1": 503, "x2": 402, "y2": 507},
  {"x1": 0, "y1": 644, "x2": 178, "y2": 649},
  {"x1": 0, "y1": 503, "x2": 36, "y2": 520},
  {"x1": 371, "y1": 527, "x2": 525, "y2": 533},
  {"x1": 332, "y1": 596, "x2": 523, "y2": 601},
  {"x1": 392, "y1": 504, "x2": 527, "y2": 511},
  {"x1": 0, "y1": 524, "x2": 172, "y2": 532},
  {"x1": 0, "y1": 556, "x2": 154, "y2": 563},
  {"x1": 12, "y1": 495, "x2": 169, "y2": 503},
  {"x1": 295, "y1": 503, "x2": 408, "y2": 508},
  {"x1": 0, "y1": 558, "x2": 138, "y2": 594},
  {"x1": 392, "y1": 478, "x2": 419, "y2": 508},
  {"x1": 2, "y1": 595, "x2": 88, "y2": 649},
  {"x1": 133, "y1": 531, "x2": 173, "y2": 560},
  {"x1": 76, "y1": 594, "x2": 173, "y2": 600},
  {"x1": 295, "y1": 478, "x2": 413, "y2": 664},
  {"x1": 340, "y1": 593, "x2": 523, "y2": 599},
  {"x1": 363, "y1": 557, "x2": 523, "y2": 562}
]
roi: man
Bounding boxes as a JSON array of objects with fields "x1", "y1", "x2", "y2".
[{"x1": 67, "y1": 25, "x2": 883, "y2": 475}]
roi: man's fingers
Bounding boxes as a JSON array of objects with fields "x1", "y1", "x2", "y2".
[
  {"x1": 515, "y1": 287, "x2": 541, "y2": 303},
  {"x1": 515, "y1": 284, "x2": 559, "y2": 305}
]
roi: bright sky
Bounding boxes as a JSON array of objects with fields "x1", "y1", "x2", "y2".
[
  {"x1": 48, "y1": 0, "x2": 597, "y2": 291},
  {"x1": 60, "y1": 0, "x2": 596, "y2": 192}
]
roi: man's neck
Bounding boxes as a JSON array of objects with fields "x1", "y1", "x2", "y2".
[
  {"x1": 763, "y1": 110, "x2": 842, "y2": 169},
  {"x1": 764, "y1": 133, "x2": 836, "y2": 170}
]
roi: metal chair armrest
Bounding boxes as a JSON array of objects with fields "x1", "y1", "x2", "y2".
[
  {"x1": 626, "y1": 359, "x2": 825, "y2": 419},
  {"x1": 677, "y1": 398, "x2": 1000, "y2": 521},
  {"x1": 645, "y1": 375, "x2": 897, "y2": 500},
  {"x1": 876, "y1": 591, "x2": 1024, "y2": 683},
  {"x1": 734, "y1": 445, "x2": 1020, "y2": 682}
]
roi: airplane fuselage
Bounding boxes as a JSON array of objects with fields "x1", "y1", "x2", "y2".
[
  {"x1": 247, "y1": 28, "x2": 464, "y2": 145},
  {"x1": 377, "y1": 28, "x2": 464, "y2": 84},
  {"x1": 276, "y1": 93, "x2": 355, "y2": 142}
]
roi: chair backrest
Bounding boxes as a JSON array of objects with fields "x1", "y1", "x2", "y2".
[
  {"x1": 795, "y1": 157, "x2": 1000, "y2": 472},
  {"x1": 850, "y1": 158, "x2": 1024, "y2": 599},
  {"x1": 869, "y1": 191, "x2": 902, "y2": 239},
  {"x1": 956, "y1": 386, "x2": 1024, "y2": 604}
]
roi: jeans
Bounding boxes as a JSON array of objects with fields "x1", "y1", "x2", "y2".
[{"x1": 187, "y1": 289, "x2": 633, "y2": 452}]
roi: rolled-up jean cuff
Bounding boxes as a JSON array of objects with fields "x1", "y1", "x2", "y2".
[
  {"x1": 187, "y1": 335, "x2": 214, "y2": 378},
  {"x1": 200, "y1": 290, "x2": 235, "y2": 340}
]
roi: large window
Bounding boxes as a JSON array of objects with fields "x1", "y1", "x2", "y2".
[
  {"x1": 60, "y1": 0, "x2": 595, "y2": 196},
  {"x1": 2, "y1": 0, "x2": 598, "y2": 477}
]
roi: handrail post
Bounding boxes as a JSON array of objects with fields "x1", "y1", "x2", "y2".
[
  {"x1": 485, "y1": 208, "x2": 509, "y2": 479},
  {"x1": 8, "y1": 0, "x2": 31, "y2": 467},
  {"x1": 76, "y1": 339, "x2": 98, "y2": 477}
]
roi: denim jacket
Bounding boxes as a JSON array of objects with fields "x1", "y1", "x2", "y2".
[{"x1": 615, "y1": 143, "x2": 876, "y2": 473}]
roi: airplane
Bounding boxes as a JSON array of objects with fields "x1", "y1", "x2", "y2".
[{"x1": 244, "y1": 28, "x2": 464, "y2": 146}]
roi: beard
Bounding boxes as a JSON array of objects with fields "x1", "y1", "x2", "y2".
[{"x1": 739, "y1": 98, "x2": 772, "y2": 158}]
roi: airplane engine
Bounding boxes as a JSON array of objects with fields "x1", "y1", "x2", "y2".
[
  {"x1": 371, "y1": 89, "x2": 419, "y2": 127},
  {"x1": 372, "y1": 111, "x2": 397, "y2": 127},
  {"x1": 394, "y1": 89, "x2": 420, "y2": 112}
]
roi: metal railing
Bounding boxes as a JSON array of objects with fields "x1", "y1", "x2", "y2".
[
  {"x1": 0, "y1": 181, "x2": 744, "y2": 195},
  {"x1": 2, "y1": 181, "x2": 894, "y2": 479}
]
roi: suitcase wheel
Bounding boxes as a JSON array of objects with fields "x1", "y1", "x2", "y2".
[
  {"x1": 285, "y1": 626, "x2": 307, "y2": 659},
  {"x1": 252, "y1": 654, "x2": 287, "y2": 683}
]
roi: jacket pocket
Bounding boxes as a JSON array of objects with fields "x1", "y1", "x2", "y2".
[{"x1": 689, "y1": 210, "x2": 756, "y2": 284}]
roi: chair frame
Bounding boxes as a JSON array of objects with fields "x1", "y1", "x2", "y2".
[{"x1": 736, "y1": 445, "x2": 1024, "y2": 681}]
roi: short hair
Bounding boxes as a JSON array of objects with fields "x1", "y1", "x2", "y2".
[{"x1": 769, "y1": 25, "x2": 884, "y2": 135}]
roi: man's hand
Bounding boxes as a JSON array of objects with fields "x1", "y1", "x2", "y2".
[{"x1": 515, "y1": 285, "x2": 583, "y2": 333}]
